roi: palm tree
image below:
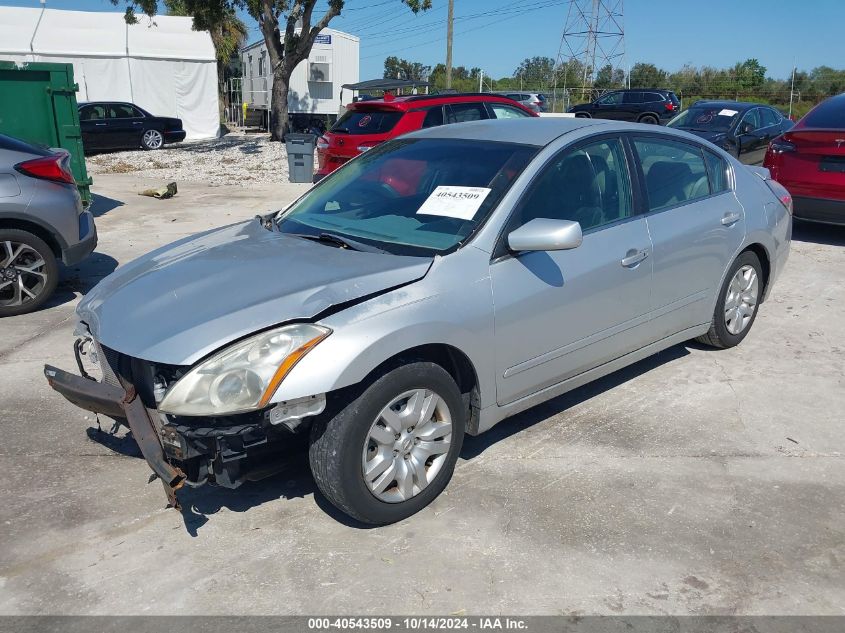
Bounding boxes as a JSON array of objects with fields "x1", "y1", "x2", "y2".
[{"x1": 164, "y1": 0, "x2": 247, "y2": 122}]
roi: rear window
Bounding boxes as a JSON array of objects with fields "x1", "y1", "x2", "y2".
[
  {"x1": 801, "y1": 98, "x2": 845, "y2": 128},
  {"x1": 332, "y1": 109, "x2": 403, "y2": 135},
  {"x1": 642, "y1": 92, "x2": 666, "y2": 103}
]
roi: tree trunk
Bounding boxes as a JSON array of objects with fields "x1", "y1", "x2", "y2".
[{"x1": 270, "y1": 66, "x2": 290, "y2": 141}]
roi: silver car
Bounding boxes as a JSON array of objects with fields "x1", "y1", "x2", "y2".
[
  {"x1": 45, "y1": 118, "x2": 791, "y2": 524},
  {"x1": 1, "y1": 134, "x2": 97, "y2": 316}
]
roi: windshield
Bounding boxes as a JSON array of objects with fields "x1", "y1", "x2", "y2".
[
  {"x1": 276, "y1": 138, "x2": 537, "y2": 256},
  {"x1": 331, "y1": 109, "x2": 403, "y2": 135},
  {"x1": 668, "y1": 106, "x2": 741, "y2": 131}
]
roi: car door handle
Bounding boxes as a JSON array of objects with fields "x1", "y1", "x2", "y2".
[
  {"x1": 721, "y1": 212, "x2": 742, "y2": 226},
  {"x1": 133, "y1": 121, "x2": 143, "y2": 125},
  {"x1": 621, "y1": 249, "x2": 649, "y2": 268},
  {"x1": 95, "y1": 123, "x2": 107, "y2": 126}
]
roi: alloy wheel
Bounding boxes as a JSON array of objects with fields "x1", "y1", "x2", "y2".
[
  {"x1": 724, "y1": 264, "x2": 759, "y2": 335},
  {"x1": 143, "y1": 129, "x2": 164, "y2": 149},
  {"x1": 0, "y1": 240, "x2": 50, "y2": 308},
  {"x1": 362, "y1": 388, "x2": 453, "y2": 503}
]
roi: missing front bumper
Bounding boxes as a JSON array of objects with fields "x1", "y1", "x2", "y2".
[{"x1": 44, "y1": 364, "x2": 186, "y2": 505}]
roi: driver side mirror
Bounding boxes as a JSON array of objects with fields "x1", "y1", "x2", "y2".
[
  {"x1": 508, "y1": 218, "x2": 583, "y2": 252},
  {"x1": 740, "y1": 121, "x2": 756, "y2": 135}
]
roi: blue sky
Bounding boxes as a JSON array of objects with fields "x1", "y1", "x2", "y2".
[{"x1": 4, "y1": 0, "x2": 842, "y2": 81}]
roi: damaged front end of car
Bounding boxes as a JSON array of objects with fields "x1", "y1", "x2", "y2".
[{"x1": 45, "y1": 333, "x2": 326, "y2": 508}]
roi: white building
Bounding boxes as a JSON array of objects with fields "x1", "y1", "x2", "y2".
[
  {"x1": 240, "y1": 27, "x2": 359, "y2": 118},
  {"x1": 0, "y1": 6, "x2": 219, "y2": 140}
]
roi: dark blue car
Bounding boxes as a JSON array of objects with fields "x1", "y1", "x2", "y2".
[
  {"x1": 78, "y1": 102, "x2": 186, "y2": 152},
  {"x1": 667, "y1": 100, "x2": 793, "y2": 165}
]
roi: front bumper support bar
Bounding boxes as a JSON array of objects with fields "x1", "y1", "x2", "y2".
[{"x1": 44, "y1": 364, "x2": 185, "y2": 505}]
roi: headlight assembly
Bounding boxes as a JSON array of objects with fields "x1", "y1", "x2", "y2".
[{"x1": 158, "y1": 323, "x2": 330, "y2": 416}]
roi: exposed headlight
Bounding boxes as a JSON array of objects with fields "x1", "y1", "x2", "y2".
[{"x1": 159, "y1": 324, "x2": 331, "y2": 416}]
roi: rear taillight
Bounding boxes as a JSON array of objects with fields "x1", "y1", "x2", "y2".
[
  {"x1": 768, "y1": 139, "x2": 796, "y2": 154},
  {"x1": 316, "y1": 136, "x2": 329, "y2": 150},
  {"x1": 15, "y1": 153, "x2": 75, "y2": 185},
  {"x1": 664, "y1": 102, "x2": 675, "y2": 112}
]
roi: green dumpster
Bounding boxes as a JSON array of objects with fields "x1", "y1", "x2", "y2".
[{"x1": 0, "y1": 61, "x2": 92, "y2": 207}]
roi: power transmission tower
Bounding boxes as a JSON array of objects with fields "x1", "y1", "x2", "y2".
[{"x1": 554, "y1": 0, "x2": 625, "y2": 104}]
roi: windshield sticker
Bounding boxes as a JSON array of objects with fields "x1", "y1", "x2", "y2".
[
  {"x1": 718, "y1": 109, "x2": 738, "y2": 117},
  {"x1": 416, "y1": 186, "x2": 492, "y2": 220}
]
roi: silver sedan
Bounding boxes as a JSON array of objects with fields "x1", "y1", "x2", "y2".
[{"x1": 45, "y1": 118, "x2": 791, "y2": 524}]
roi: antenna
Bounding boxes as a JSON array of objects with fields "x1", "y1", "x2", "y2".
[{"x1": 555, "y1": 0, "x2": 625, "y2": 102}]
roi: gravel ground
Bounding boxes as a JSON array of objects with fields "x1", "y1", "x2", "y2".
[{"x1": 85, "y1": 132, "x2": 316, "y2": 186}]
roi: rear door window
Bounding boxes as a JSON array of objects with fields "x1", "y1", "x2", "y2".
[
  {"x1": 445, "y1": 103, "x2": 488, "y2": 124},
  {"x1": 759, "y1": 108, "x2": 780, "y2": 128},
  {"x1": 490, "y1": 103, "x2": 532, "y2": 119},
  {"x1": 109, "y1": 104, "x2": 143, "y2": 118},
  {"x1": 332, "y1": 109, "x2": 404, "y2": 135},
  {"x1": 642, "y1": 93, "x2": 665, "y2": 103},
  {"x1": 633, "y1": 137, "x2": 711, "y2": 211},
  {"x1": 623, "y1": 92, "x2": 643, "y2": 104}
]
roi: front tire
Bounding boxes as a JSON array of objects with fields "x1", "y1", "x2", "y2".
[
  {"x1": 639, "y1": 114, "x2": 659, "y2": 124},
  {"x1": 697, "y1": 251, "x2": 763, "y2": 348},
  {"x1": 0, "y1": 229, "x2": 58, "y2": 317},
  {"x1": 309, "y1": 362, "x2": 466, "y2": 525},
  {"x1": 141, "y1": 129, "x2": 164, "y2": 150}
]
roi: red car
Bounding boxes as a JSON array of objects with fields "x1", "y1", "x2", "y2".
[
  {"x1": 763, "y1": 93, "x2": 845, "y2": 225},
  {"x1": 315, "y1": 93, "x2": 538, "y2": 181}
]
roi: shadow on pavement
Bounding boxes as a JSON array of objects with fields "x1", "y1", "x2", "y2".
[
  {"x1": 83, "y1": 343, "x2": 692, "y2": 533},
  {"x1": 792, "y1": 219, "x2": 845, "y2": 246},
  {"x1": 45, "y1": 251, "x2": 119, "y2": 309},
  {"x1": 461, "y1": 343, "x2": 690, "y2": 460},
  {"x1": 89, "y1": 193, "x2": 125, "y2": 218}
]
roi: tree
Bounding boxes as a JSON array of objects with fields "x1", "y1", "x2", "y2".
[
  {"x1": 734, "y1": 58, "x2": 766, "y2": 92},
  {"x1": 383, "y1": 56, "x2": 431, "y2": 82},
  {"x1": 164, "y1": 0, "x2": 247, "y2": 120},
  {"x1": 513, "y1": 56, "x2": 556, "y2": 88},
  {"x1": 114, "y1": 0, "x2": 432, "y2": 141},
  {"x1": 629, "y1": 63, "x2": 667, "y2": 89}
]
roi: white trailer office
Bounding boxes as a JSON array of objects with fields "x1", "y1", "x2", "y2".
[{"x1": 240, "y1": 28, "x2": 359, "y2": 120}]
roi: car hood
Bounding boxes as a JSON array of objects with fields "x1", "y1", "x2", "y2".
[{"x1": 78, "y1": 220, "x2": 432, "y2": 365}]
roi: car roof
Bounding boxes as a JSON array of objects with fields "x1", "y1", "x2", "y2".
[
  {"x1": 691, "y1": 100, "x2": 765, "y2": 111},
  {"x1": 400, "y1": 117, "x2": 717, "y2": 147},
  {"x1": 349, "y1": 92, "x2": 533, "y2": 111}
]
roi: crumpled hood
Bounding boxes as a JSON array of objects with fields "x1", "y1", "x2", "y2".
[{"x1": 78, "y1": 220, "x2": 432, "y2": 365}]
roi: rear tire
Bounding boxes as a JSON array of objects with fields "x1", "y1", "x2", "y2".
[
  {"x1": 575, "y1": 113, "x2": 591, "y2": 118},
  {"x1": 639, "y1": 114, "x2": 659, "y2": 125},
  {"x1": 0, "y1": 229, "x2": 58, "y2": 317},
  {"x1": 309, "y1": 362, "x2": 466, "y2": 525},
  {"x1": 141, "y1": 129, "x2": 164, "y2": 150},
  {"x1": 697, "y1": 251, "x2": 763, "y2": 349}
]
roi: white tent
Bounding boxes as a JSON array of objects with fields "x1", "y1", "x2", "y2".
[{"x1": 0, "y1": 7, "x2": 219, "y2": 140}]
